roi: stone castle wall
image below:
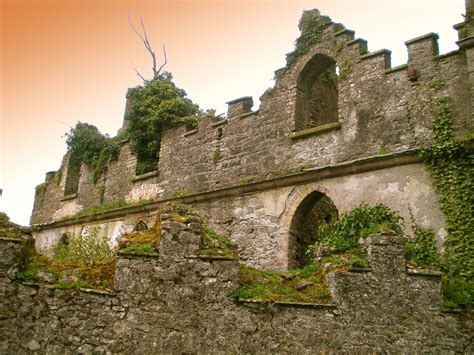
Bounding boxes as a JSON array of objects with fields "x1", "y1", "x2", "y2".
[
  {"x1": 31, "y1": 8, "x2": 473, "y2": 227},
  {"x1": 1, "y1": 229, "x2": 472, "y2": 353}
]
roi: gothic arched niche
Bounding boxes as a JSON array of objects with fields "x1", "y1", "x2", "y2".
[
  {"x1": 288, "y1": 191, "x2": 338, "y2": 269},
  {"x1": 295, "y1": 54, "x2": 339, "y2": 131}
]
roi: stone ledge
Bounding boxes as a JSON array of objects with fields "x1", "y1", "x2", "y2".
[
  {"x1": 289, "y1": 122, "x2": 341, "y2": 140},
  {"x1": 183, "y1": 129, "x2": 198, "y2": 137},
  {"x1": 453, "y1": 22, "x2": 466, "y2": 30},
  {"x1": 212, "y1": 120, "x2": 227, "y2": 128},
  {"x1": 196, "y1": 255, "x2": 239, "y2": 261},
  {"x1": 131, "y1": 170, "x2": 159, "y2": 183},
  {"x1": 78, "y1": 287, "x2": 116, "y2": 296},
  {"x1": 238, "y1": 111, "x2": 259, "y2": 119},
  {"x1": 407, "y1": 269, "x2": 443, "y2": 278},
  {"x1": 385, "y1": 64, "x2": 408, "y2": 74},
  {"x1": 21, "y1": 282, "x2": 116, "y2": 295},
  {"x1": 436, "y1": 50, "x2": 461, "y2": 60},
  {"x1": 348, "y1": 267, "x2": 372, "y2": 273},
  {"x1": 238, "y1": 298, "x2": 336, "y2": 309},
  {"x1": 404, "y1": 32, "x2": 439, "y2": 46},
  {"x1": 360, "y1": 49, "x2": 392, "y2": 61},
  {"x1": 0, "y1": 236, "x2": 23, "y2": 243},
  {"x1": 457, "y1": 36, "x2": 474, "y2": 50},
  {"x1": 225, "y1": 96, "x2": 253, "y2": 105},
  {"x1": 347, "y1": 38, "x2": 367, "y2": 47},
  {"x1": 117, "y1": 251, "x2": 160, "y2": 258},
  {"x1": 334, "y1": 29, "x2": 354, "y2": 37},
  {"x1": 60, "y1": 193, "x2": 77, "y2": 202}
]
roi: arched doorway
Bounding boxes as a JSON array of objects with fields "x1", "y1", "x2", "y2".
[{"x1": 288, "y1": 191, "x2": 338, "y2": 268}]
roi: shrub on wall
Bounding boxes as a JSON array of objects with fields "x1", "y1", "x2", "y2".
[
  {"x1": 125, "y1": 72, "x2": 200, "y2": 175},
  {"x1": 64, "y1": 122, "x2": 122, "y2": 191}
]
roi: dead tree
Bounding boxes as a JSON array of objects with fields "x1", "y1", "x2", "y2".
[{"x1": 128, "y1": 10, "x2": 167, "y2": 82}]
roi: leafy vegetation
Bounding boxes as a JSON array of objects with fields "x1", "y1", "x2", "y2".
[
  {"x1": 125, "y1": 72, "x2": 200, "y2": 175},
  {"x1": 309, "y1": 203, "x2": 403, "y2": 254},
  {"x1": 420, "y1": 98, "x2": 474, "y2": 309},
  {"x1": 16, "y1": 228, "x2": 116, "y2": 290},
  {"x1": 63, "y1": 122, "x2": 124, "y2": 194},
  {"x1": 405, "y1": 224, "x2": 440, "y2": 269}
]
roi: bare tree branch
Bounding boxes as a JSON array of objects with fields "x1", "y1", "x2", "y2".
[
  {"x1": 134, "y1": 66, "x2": 148, "y2": 83},
  {"x1": 128, "y1": 10, "x2": 167, "y2": 81},
  {"x1": 156, "y1": 45, "x2": 167, "y2": 76}
]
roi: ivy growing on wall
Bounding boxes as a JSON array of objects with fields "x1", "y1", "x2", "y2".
[
  {"x1": 285, "y1": 11, "x2": 341, "y2": 68},
  {"x1": 125, "y1": 72, "x2": 200, "y2": 175},
  {"x1": 421, "y1": 99, "x2": 473, "y2": 308}
]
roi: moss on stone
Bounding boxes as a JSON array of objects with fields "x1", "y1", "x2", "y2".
[{"x1": 232, "y1": 263, "x2": 331, "y2": 303}]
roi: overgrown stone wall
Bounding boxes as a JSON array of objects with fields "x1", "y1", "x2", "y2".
[
  {"x1": 1, "y1": 229, "x2": 472, "y2": 353},
  {"x1": 30, "y1": 7, "x2": 473, "y2": 224}
]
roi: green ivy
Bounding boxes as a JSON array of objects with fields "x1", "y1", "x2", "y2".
[
  {"x1": 125, "y1": 72, "x2": 200, "y2": 174},
  {"x1": 405, "y1": 224, "x2": 440, "y2": 269},
  {"x1": 286, "y1": 11, "x2": 333, "y2": 67},
  {"x1": 421, "y1": 99, "x2": 474, "y2": 308}
]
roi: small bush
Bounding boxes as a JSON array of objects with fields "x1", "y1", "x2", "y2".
[
  {"x1": 55, "y1": 227, "x2": 116, "y2": 265},
  {"x1": 314, "y1": 203, "x2": 403, "y2": 253}
]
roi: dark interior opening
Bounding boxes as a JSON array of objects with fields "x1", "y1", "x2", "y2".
[
  {"x1": 288, "y1": 191, "x2": 338, "y2": 269},
  {"x1": 295, "y1": 54, "x2": 339, "y2": 131}
]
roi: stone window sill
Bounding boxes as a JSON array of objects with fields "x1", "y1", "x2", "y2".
[
  {"x1": 289, "y1": 122, "x2": 341, "y2": 140},
  {"x1": 211, "y1": 119, "x2": 227, "y2": 128},
  {"x1": 132, "y1": 170, "x2": 159, "y2": 183},
  {"x1": 183, "y1": 129, "x2": 198, "y2": 137},
  {"x1": 61, "y1": 193, "x2": 77, "y2": 201}
]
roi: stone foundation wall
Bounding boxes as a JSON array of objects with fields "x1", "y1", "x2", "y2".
[{"x1": 1, "y1": 231, "x2": 472, "y2": 353}]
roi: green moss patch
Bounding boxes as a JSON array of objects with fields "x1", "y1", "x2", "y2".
[
  {"x1": 0, "y1": 212, "x2": 28, "y2": 239},
  {"x1": 16, "y1": 254, "x2": 116, "y2": 290},
  {"x1": 119, "y1": 229, "x2": 161, "y2": 254},
  {"x1": 232, "y1": 263, "x2": 332, "y2": 303},
  {"x1": 163, "y1": 202, "x2": 238, "y2": 259}
]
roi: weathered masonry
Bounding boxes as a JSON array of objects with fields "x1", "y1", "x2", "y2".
[
  {"x1": 3, "y1": 1, "x2": 474, "y2": 352},
  {"x1": 1, "y1": 229, "x2": 472, "y2": 352},
  {"x1": 31, "y1": 4, "x2": 473, "y2": 270}
]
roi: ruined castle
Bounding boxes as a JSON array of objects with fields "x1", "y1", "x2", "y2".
[{"x1": 1, "y1": 2, "x2": 473, "y2": 352}]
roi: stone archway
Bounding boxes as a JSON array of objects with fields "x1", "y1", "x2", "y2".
[{"x1": 288, "y1": 190, "x2": 338, "y2": 269}]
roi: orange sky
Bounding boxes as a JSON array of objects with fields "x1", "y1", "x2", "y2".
[{"x1": 0, "y1": 0, "x2": 465, "y2": 224}]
